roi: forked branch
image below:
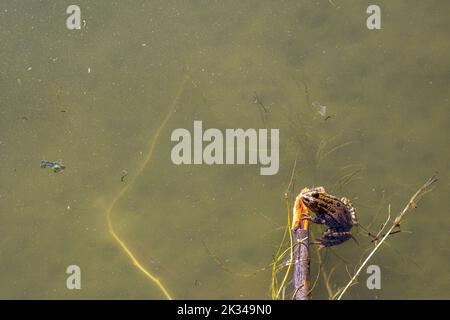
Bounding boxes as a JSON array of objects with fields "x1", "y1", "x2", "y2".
[{"x1": 336, "y1": 175, "x2": 438, "y2": 300}]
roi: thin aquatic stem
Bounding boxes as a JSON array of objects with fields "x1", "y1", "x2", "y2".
[
  {"x1": 105, "y1": 75, "x2": 189, "y2": 300},
  {"x1": 274, "y1": 197, "x2": 294, "y2": 299},
  {"x1": 312, "y1": 228, "x2": 334, "y2": 299},
  {"x1": 271, "y1": 159, "x2": 296, "y2": 299}
]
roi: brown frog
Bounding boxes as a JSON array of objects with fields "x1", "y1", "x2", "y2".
[{"x1": 300, "y1": 187, "x2": 358, "y2": 248}]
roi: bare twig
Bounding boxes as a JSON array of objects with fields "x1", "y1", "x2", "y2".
[{"x1": 336, "y1": 175, "x2": 438, "y2": 300}]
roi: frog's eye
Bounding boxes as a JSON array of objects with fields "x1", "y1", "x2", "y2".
[{"x1": 311, "y1": 192, "x2": 319, "y2": 198}]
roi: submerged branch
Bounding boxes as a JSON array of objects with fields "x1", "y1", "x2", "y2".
[{"x1": 292, "y1": 194, "x2": 311, "y2": 300}]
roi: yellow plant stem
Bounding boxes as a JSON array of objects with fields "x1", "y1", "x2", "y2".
[{"x1": 106, "y1": 75, "x2": 189, "y2": 300}]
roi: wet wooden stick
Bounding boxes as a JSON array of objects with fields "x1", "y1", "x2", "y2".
[{"x1": 292, "y1": 194, "x2": 311, "y2": 300}]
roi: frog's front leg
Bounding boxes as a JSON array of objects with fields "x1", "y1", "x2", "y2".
[{"x1": 301, "y1": 214, "x2": 326, "y2": 225}]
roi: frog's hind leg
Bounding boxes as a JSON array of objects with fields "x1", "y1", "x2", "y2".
[
  {"x1": 341, "y1": 197, "x2": 358, "y2": 225},
  {"x1": 314, "y1": 230, "x2": 353, "y2": 248}
]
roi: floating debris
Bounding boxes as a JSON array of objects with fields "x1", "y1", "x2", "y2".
[
  {"x1": 41, "y1": 160, "x2": 65, "y2": 173},
  {"x1": 253, "y1": 92, "x2": 269, "y2": 124},
  {"x1": 120, "y1": 170, "x2": 128, "y2": 182},
  {"x1": 312, "y1": 101, "x2": 327, "y2": 117}
]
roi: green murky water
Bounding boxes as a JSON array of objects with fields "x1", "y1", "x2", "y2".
[{"x1": 0, "y1": 0, "x2": 449, "y2": 299}]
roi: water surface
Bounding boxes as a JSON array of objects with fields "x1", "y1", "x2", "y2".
[{"x1": 0, "y1": 0, "x2": 449, "y2": 299}]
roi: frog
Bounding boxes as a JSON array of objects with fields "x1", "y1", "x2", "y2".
[{"x1": 299, "y1": 187, "x2": 357, "y2": 248}]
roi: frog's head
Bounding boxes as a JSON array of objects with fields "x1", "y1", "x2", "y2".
[{"x1": 300, "y1": 187, "x2": 326, "y2": 212}]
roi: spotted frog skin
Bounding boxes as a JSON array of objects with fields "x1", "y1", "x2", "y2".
[{"x1": 300, "y1": 187, "x2": 357, "y2": 248}]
